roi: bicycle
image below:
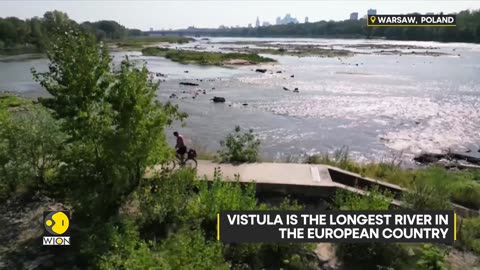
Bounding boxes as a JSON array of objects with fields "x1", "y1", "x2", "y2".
[{"x1": 163, "y1": 148, "x2": 198, "y2": 171}]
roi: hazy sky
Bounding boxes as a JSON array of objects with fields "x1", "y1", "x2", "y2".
[{"x1": 1, "y1": 1, "x2": 479, "y2": 30}]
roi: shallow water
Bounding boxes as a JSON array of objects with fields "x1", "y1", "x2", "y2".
[{"x1": 1, "y1": 37, "x2": 480, "y2": 163}]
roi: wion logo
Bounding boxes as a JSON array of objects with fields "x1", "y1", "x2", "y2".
[{"x1": 43, "y1": 211, "x2": 70, "y2": 246}]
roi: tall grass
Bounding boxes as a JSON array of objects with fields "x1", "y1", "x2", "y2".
[{"x1": 305, "y1": 147, "x2": 480, "y2": 210}]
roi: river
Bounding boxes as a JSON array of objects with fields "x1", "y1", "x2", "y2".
[{"x1": 1, "y1": 37, "x2": 480, "y2": 163}]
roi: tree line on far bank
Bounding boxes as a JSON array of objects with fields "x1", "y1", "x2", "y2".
[
  {"x1": 0, "y1": 10, "x2": 144, "y2": 53},
  {"x1": 203, "y1": 10, "x2": 480, "y2": 43}
]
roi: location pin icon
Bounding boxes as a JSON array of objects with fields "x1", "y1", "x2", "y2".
[{"x1": 370, "y1": 16, "x2": 376, "y2": 24}]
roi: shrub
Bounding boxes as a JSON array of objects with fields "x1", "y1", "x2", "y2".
[
  {"x1": 334, "y1": 188, "x2": 410, "y2": 270},
  {"x1": 450, "y1": 181, "x2": 480, "y2": 210},
  {"x1": 0, "y1": 104, "x2": 66, "y2": 200},
  {"x1": 186, "y1": 168, "x2": 261, "y2": 228},
  {"x1": 333, "y1": 187, "x2": 392, "y2": 211},
  {"x1": 218, "y1": 126, "x2": 260, "y2": 163},
  {"x1": 459, "y1": 217, "x2": 480, "y2": 254},
  {"x1": 416, "y1": 244, "x2": 447, "y2": 270},
  {"x1": 156, "y1": 228, "x2": 229, "y2": 270},
  {"x1": 404, "y1": 182, "x2": 452, "y2": 210}
]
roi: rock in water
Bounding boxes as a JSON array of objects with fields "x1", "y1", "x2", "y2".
[
  {"x1": 211, "y1": 96, "x2": 226, "y2": 103},
  {"x1": 290, "y1": 75, "x2": 294, "y2": 78},
  {"x1": 283, "y1": 87, "x2": 289, "y2": 91},
  {"x1": 255, "y1": 69, "x2": 267, "y2": 73},
  {"x1": 179, "y1": 82, "x2": 199, "y2": 86}
]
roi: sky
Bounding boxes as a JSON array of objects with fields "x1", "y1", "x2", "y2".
[{"x1": 1, "y1": 0, "x2": 479, "y2": 30}]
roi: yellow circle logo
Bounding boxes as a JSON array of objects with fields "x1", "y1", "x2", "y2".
[{"x1": 44, "y1": 211, "x2": 70, "y2": 235}]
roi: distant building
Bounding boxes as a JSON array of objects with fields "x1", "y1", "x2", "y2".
[
  {"x1": 149, "y1": 27, "x2": 154, "y2": 31},
  {"x1": 255, "y1": 17, "x2": 260, "y2": 28},
  {"x1": 305, "y1": 16, "x2": 309, "y2": 23},
  {"x1": 262, "y1": 21, "x2": 271, "y2": 27},
  {"x1": 276, "y1": 16, "x2": 282, "y2": 25},
  {"x1": 367, "y1": 9, "x2": 377, "y2": 15},
  {"x1": 350, "y1": 12, "x2": 358, "y2": 20},
  {"x1": 276, "y1": 14, "x2": 299, "y2": 25},
  {"x1": 426, "y1": 12, "x2": 434, "y2": 15},
  {"x1": 219, "y1": 25, "x2": 226, "y2": 29},
  {"x1": 248, "y1": 23, "x2": 252, "y2": 28}
]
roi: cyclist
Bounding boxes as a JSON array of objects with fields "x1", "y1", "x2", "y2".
[{"x1": 173, "y1": 131, "x2": 187, "y2": 162}]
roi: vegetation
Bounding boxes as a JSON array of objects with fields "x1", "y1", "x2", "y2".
[
  {"x1": 0, "y1": 10, "x2": 144, "y2": 54},
  {"x1": 141, "y1": 47, "x2": 275, "y2": 65},
  {"x1": 0, "y1": 93, "x2": 30, "y2": 110},
  {"x1": 218, "y1": 126, "x2": 261, "y2": 163},
  {"x1": 417, "y1": 244, "x2": 448, "y2": 270},
  {"x1": 312, "y1": 148, "x2": 480, "y2": 261},
  {"x1": 306, "y1": 147, "x2": 480, "y2": 211},
  {"x1": 404, "y1": 182, "x2": 453, "y2": 210},
  {"x1": 458, "y1": 217, "x2": 480, "y2": 255},
  {"x1": 113, "y1": 36, "x2": 194, "y2": 49},
  {"x1": 333, "y1": 188, "x2": 412, "y2": 270}
]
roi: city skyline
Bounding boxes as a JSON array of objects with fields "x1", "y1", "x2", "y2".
[{"x1": 1, "y1": 1, "x2": 479, "y2": 30}]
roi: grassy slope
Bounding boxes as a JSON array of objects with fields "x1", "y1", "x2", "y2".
[
  {"x1": 306, "y1": 150, "x2": 480, "y2": 210},
  {"x1": 142, "y1": 47, "x2": 275, "y2": 65}
]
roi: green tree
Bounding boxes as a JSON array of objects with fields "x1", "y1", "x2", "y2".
[{"x1": 31, "y1": 28, "x2": 185, "y2": 265}]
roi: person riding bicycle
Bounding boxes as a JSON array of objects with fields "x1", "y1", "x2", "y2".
[{"x1": 173, "y1": 131, "x2": 187, "y2": 162}]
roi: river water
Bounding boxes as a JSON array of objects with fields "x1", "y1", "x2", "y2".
[{"x1": 1, "y1": 37, "x2": 480, "y2": 163}]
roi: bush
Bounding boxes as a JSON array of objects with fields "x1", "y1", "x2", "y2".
[
  {"x1": 0, "y1": 104, "x2": 66, "y2": 200},
  {"x1": 334, "y1": 188, "x2": 410, "y2": 270},
  {"x1": 459, "y1": 217, "x2": 480, "y2": 254},
  {"x1": 218, "y1": 126, "x2": 260, "y2": 163},
  {"x1": 404, "y1": 182, "x2": 452, "y2": 210},
  {"x1": 97, "y1": 217, "x2": 229, "y2": 270},
  {"x1": 450, "y1": 182, "x2": 480, "y2": 209},
  {"x1": 333, "y1": 187, "x2": 392, "y2": 211},
  {"x1": 416, "y1": 244, "x2": 447, "y2": 270}
]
